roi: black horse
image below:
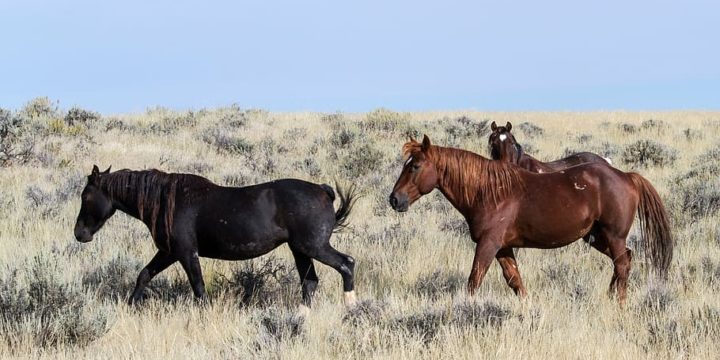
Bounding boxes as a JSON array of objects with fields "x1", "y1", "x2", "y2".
[
  {"x1": 74, "y1": 165, "x2": 358, "y2": 308},
  {"x1": 488, "y1": 121, "x2": 611, "y2": 173}
]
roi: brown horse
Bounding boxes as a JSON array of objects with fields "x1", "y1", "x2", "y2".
[
  {"x1": 389, "y1": 135, "x2": 672, "y2": 305},
  {"x1": 488, "y1": 121, "x2": 611, "y2": 173}
]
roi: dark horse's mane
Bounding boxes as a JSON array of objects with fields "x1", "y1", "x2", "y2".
[
  {"x1": 98, "y1": 169, "x2": 213, "y2": 251},
  {"x1": 404, "y1": 142, "x2": 525, "y2": 207}
]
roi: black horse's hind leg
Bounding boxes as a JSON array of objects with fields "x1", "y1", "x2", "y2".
[
  {"x1": 178, "y1": 251, "x2": 207, "y2": 302},
  {"x1": 129, "y1": 251, "x2": 176, "y2": 305},
  {"x1": 291, "y1": 249, "x2": 319, "y2": 307},
  {"x1": 313, "y1": 245, "x2": 356, "y2": 307}
]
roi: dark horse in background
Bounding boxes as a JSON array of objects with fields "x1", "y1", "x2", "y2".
[
  {"x1": 488, "y1": 121, "x2": 611, "y2": 173},
  {"x1": 74, "y1": 166, "x2": 359, "y2": 308},
  {"x1": 389, "y1": 136, "x2": 672, "y2": 305}
]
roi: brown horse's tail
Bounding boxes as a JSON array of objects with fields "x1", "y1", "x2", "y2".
[
  {"x1": 629, "y1": 173, "x2": 673, "y2": 277},
  {"x1": 328, "y1": 182, "x2": 359, "y2": 232}
]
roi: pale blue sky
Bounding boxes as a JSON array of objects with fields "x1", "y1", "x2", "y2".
[{"x1": 1, "y1": 0, "x2": 718, "y2": 114}]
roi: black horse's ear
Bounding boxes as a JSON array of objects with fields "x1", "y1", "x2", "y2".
[
  {"x1": 409, "y1": 135, "x2": 417, "y2": 143},
  {"x1": 103, "y1": 166, "x2": 111, "y2": 174},
  {"x1": 91, "y1": 165, "x2": 100, "y2": 175},
  {"x1": 506, "y1": 122, "x2": 512, "y2": 132},
  {"x1": 491, "y1": 121, "x2": 497, "y2": 131},
  {"x1": 421, "y1": 134, "x2": 431, "y2": 151}
]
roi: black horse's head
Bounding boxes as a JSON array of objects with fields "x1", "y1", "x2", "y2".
[
  {"x1": 488, "y1": 121, "x2": 521, "y2": 163},
  {"x1": 74, "y1": 165, "x2": 114, "y2": 243}
]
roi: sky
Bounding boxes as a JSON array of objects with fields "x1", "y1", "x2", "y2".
[{"x1": 1, "y1": 0, "x2": 718, "y2": 114}]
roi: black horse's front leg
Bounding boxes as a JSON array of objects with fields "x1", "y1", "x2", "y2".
[
  {"x1": 178, "y1": 251, "x2": 207, "y2": 302},
  {"x1": 129, "y1": 251, "x2": 177, "y2": 305}
]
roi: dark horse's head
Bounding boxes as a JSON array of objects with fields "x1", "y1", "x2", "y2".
[
  {"x1": 74, "y1": 165, "x2": 115, "y2": 242},
  {"x1": 488, "y1": 121, "x2": 522, "y2": 162},
  {"x1": 389, "y1": 135, "x2": 439, "y2": 212}
]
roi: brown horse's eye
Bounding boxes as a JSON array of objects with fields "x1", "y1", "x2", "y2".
[{"x1": 411, "y1": 163, "x2": 421, "y2": 171}]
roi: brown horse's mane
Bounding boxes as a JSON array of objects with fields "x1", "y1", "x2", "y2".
[
  {"x1": 404, "y1": 141, "x2": 525, "y2": 207},
  {"x1": 98, "y1": 169, "x2": 213, "y2": 251}
]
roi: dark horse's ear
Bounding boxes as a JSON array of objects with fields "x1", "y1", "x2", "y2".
[
  {"x1": 506, "y1": 122, "x2": 512, "y2": 132},
  {"x1": 491, "y1": 121, "x2": 497, "y2": 131},
  {"x1": 103, "y1": 166, "x2": 112, "y2": 174},
  {"x1": 89, "y1": 165, "x2": 101, "y2": 184},
  {"x1": 408, "y1": 135, "x2": 417, "y2": 143},
  {"x1": 421, "y1": 134, "x2": 431, "y2": 151}
]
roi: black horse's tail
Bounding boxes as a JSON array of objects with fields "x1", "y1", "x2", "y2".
[{"x1": 322, "y1": 182, "x2": 358, "y2": 232}]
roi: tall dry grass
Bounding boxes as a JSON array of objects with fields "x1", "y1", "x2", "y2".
[{"x1": 1, "y1": 99, "x2": 719, "y2": 359}]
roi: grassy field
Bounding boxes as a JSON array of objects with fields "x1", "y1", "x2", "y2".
[{"x1": 1, "y1": 98, "x2": 719, "y2": 359}]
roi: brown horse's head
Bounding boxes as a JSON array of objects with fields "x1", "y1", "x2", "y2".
[
  {"x1": 74, "y1": 165, "x2": 115, "y2": 242},
  {"x1": 389, "y1": 135, "x2": 439, "y2": 212},
  {"x1": 488, "y1": 121, "x2": 521, "y2": 162}
]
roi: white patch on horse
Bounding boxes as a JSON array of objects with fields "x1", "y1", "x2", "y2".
[
  {"x1": 404, "y1": 156, "x2": 413, "y2": 166},
  {"x1": 538, "y1": 169, "x2": 544, "y2": 173},
  {"x1": 574, "y1": 182, "x2": 586, "y2": 190},
  {"x1": 499, "y1": 134, "x2": 508, "y2": 141},
  {"x1": 344, "y1": 291, "x2": 357, "y2": 307},
  {"x1": 603, "y1": 157, "x2": 613, "y2": 165}
]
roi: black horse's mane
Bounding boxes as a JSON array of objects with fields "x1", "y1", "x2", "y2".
[{"x1": 98, "y1": 169, "x2": 213, "y2": 251}]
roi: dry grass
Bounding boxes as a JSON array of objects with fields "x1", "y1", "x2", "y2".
[{"x1": 1, "y1": 102, "x2": 719, "y2": 359}]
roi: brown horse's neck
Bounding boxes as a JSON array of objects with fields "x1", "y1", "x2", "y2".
[{"x1": 431, "y1": 146, "x2": 524, "y2": 215}]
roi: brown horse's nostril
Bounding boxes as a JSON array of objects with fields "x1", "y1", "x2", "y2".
[{"x1": 389, "y1": 194, "x2": 398, "y2": 209}]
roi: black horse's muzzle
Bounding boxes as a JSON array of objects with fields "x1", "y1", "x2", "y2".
[
  {"x1": 389, "y1": 193, "x2": 409, "y2": 212},
  {"x1": 74, "y1": 223, "x2": 94, "y2": 243}
]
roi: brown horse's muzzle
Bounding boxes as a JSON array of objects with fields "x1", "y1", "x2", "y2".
[{"x1": 389, "y1": 192, "x2": 409, "y2": 212}]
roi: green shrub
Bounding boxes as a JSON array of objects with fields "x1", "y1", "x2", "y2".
[
  {"x1": 341, "y1": 142, "x2": 383, "y2": 178},
  {"x1": 21, "y1": 97, "x2": 60, "y2": 120},
  {"x1": 213, "y1": 256, "x2": 296, "y2": 308},
  {"x1": 0, "y1": 108, "x2": 33, "y2": 166},
  {"x1": 0, "y1": 257, "x2": 112, "y2": 348},
  {"x1": 362, "y1": 108, "x2": 410, "y2": 132},
  {"x1": 64, "y1": 107, "x2": 100, "y2": 126},
  {"x1": 621, "y1": 140, "x2": 677, "y2": 168},
  {"x1": 517, "y1": 122, "x2": 544, "y2": 138}
]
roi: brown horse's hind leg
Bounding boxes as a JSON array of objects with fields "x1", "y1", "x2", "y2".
[
  {"x1": 591, "y1": 231, "x2": 632, "y2": 306},
  {"x1": 584, "y1": 233, "x2": 633, "y2": 298},
  {"x1": 495, "y1": 248, "x2": 527, "y2": 298}
]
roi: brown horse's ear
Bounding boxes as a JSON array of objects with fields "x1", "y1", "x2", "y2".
[
  {"x1": 506, "y1": 122, "x2": 512, "y2": 132},
  {"x1": 491, "y1": 121, "x2": 497, "y2": 131},
  {"x1": 103, "y1": 166, "x2": 111, "y2": 174},
  {"x1": 421, "y1": 134, "x2": 431, "y2": 151}
]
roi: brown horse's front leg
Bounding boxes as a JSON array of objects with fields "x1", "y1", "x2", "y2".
[{"x1": 467, "y1": 241, "x2": 500, "y2": 296}]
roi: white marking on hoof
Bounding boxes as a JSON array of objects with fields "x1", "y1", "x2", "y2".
[
  {"x1": 499, "y1": 134, "x2": 508, "y2": 141},
  {"x1": 344, "y1": 291, "x2": 357, "y2": 307},
  {"x1": 603, "y1": 157, "x2": 613, "y2": 165},
  {"x1": 297, "y1": 304, "x2": 311, "y2": 317},
  {"x1": 574, "y1": 182, "x2": 586, "y2": 190}
]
